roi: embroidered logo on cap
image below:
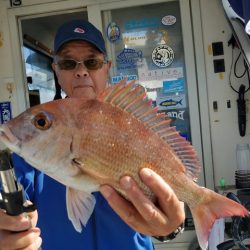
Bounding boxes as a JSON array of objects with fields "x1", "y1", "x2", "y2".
[{"x1": 74, "y1": 28, "x2": 85, "y2": 33}]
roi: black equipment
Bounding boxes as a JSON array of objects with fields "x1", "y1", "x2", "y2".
[
  {"x1": 237, "y1": 84, "x2": 247, "y2": 137},
  {"x1": 0, "y1": 149, "x2": 35, "y2": 215},
  {"x1": 217, "y1": 191, "x2": 250, "y2": 250}
]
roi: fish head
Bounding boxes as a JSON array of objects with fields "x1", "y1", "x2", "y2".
[{"x1": 0, "y1": 98, "x2": 87, "y2": 177}]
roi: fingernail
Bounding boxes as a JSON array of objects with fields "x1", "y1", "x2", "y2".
[
  {"x1": 18, "y1": 214, "x2": 31, "y2": 229},
  {"x1": 140, "y1": 168, "x2": 152, "y2": 179},
  {"x1": 35, "y1": 237, "x2": 42, "y2": 248},
  {"x1": 32, "y1": 227, "x2": 41, "y2": 234},
  {"x1": 100, "y1": 185, "x2": 114, "y2": 199},
  {"x1": 120, "y1": 176, "x2": 132, "y2": 190}
]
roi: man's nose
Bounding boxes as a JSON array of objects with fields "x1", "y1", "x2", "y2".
[{"x1": 74, "y1": 62, "x2": 89, "y2": 77}]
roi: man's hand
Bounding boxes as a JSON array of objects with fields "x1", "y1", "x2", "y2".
[
  {"x1": 100, "y1": 168, "x2": 185, "y2": 236},
  {"x1": 0, "y1": 205, "x2": 42, "y2": 250}
]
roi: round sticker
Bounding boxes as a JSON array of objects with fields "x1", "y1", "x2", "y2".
[
  {"x1": 161, "y1": 15, "x2": 176, "y2": 26},
  {"x1": 107, "y1": 22, "x2": 120, "y2": 43},
  {"x1": 152, "y1": 45, "x2": 174, "y2": 68}
]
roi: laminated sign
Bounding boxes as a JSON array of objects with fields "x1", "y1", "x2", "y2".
[{"x1": 0, "y1": 102, "x2": 12, "y2": 124}]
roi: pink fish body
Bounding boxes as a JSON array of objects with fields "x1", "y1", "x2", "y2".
[{"x1": 0, "y1": 81, "x2": 248, "y2": 249}]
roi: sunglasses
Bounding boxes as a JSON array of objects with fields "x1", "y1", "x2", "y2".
[{"x1": 55, "y1": 58, "x2": 108, "y2": 71}]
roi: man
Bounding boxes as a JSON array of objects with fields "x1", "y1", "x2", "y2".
[{"x1": 0, "y1": 20, "x2": 184, "y2": 250}]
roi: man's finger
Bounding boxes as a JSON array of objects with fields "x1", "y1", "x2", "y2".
[
  {"x1": 0, "y1": 210, "x2": 31, "y2": 232},
  {"x1": 119, "y1": 176, "x2": 167, "y2": 226},
  {"x1": 100, "y1": 185, "x2": 149, "y2": 234},
  {"x1": 140, "y1": 168, "x2": 185, "y2": 225}
]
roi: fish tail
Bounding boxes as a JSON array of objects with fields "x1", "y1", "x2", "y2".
[{"x1": 189, "y1": 188, "x2": 249, "y2": 250}]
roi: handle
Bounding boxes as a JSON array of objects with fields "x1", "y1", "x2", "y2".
[{"x1": 237, "y1": 84, "x2": 246, "y2": 137}]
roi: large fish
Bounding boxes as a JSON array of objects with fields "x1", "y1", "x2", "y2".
[{"x1": 0, "y1": 81, "x2": 248, "y2": 249}]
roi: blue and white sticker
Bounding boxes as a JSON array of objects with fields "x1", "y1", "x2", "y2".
[
  {"x1": 111, "y1": 75, "x2": 137, "y2": 84},
  {"x1": 107, "y1": 22, "x2": 120, "y2": 43},
  {"x1": 163, "y1": 78, "x2": 185, "y2": 93},
  {"x1": 152, "y1": 45, "x2": 174, "y2": 68},
  {"x1": 125, "y1": 18, "x2": 159, "y2": 30},
  {"x1": 116, "y1": 48, "x2": 143, "y2": 66},
  {"x1": 122, "y1": 31, "x2": 147, "y2": 46},
  {"x1": 156, "y1": 93, "x2": 186, "y2": 110},
  {"x1": 161, "y1": 15, "x2": 176, "y2": 26},
  {"x1": 0, "y1": 102, "x2": 12, "y2": 124}
]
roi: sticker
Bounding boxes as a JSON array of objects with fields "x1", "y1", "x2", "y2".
[
  {"x1": 111, "y1": 75, "x2": 137, "y2": 84},
  {"x1": 165, "y1": 109, "x2": 191, "y2": 141},
  {"x1": 161, "y1": 15, "x2": 176, "y2": 26},
  {"x1": 166, "y1": 109, "x2": 185, "y2": 121},
  {"x1": 208, "y1": 45, "x2": 212, "y2": 55},
  {"x1": 116, "y1": 48, "x2": 143, "y2": 66},
  {"x1": 122, "y1": 31, "x2": 147, "y2": 46},
  {"x1": 140, "y1": 81, "x2": 163, "y2": 90},
  {"x1": 146, "y1": 90, "x2": 158, "y2": 103},
  {"x1": 179, "y1": 132, "x2": 188, "y2": 141},
  {"x1": 163, "y1": 78, "x2": 185, "y2": 93},
  {"x1": 152, "y1": 45, "x2": 174, "y2": 68},
  {"x1": 125, "y1": 18, "x2": 159, "y2": 30},
  {"x1": 138, "y1": 67, "x2": 183, "y2": 83},
  {"x1": 219, "y1": 73, "x2": 224, "y2": 80},
  {"x1": 107, "y1": 22, "x2": 120, "y2": 43},
  {"x1": 156, "y1": 93, "x2": 186, "y2": 110},
  {"x1": 0, "y1": 102, "x2": 12, "y2": 124},
  {"x1": 159, "y1": 29, "x2": 169, "y2": 44}
]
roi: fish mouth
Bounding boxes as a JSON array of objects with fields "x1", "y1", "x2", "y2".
[{"x1": 0, "y1": 125, "x2": 21, "y2": 153}]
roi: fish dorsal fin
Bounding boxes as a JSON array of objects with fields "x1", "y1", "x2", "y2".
[{"x1": 99, "y1": 80, "x2": 201, "y2": 180}]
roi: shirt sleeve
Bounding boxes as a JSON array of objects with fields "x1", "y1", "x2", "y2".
[{"x1": 11, "y1": 153, "x2": 44, "y2": 203}]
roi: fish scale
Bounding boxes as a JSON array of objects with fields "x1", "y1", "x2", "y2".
[
  {"x1": 0, "y1": 80, "x2": 249, "y2": 250},
  {"x1": 78, "y1": 103, "x2": 186, "y2": 198}
]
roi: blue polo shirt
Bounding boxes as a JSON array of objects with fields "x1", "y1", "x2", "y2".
[{"x1": 12, "y1": 154, "x2": 154, "y2": 250}]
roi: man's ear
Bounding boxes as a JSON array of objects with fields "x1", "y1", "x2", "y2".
[
  {"x1": 108, "y1": 60, "x2": 112, "y2": 68},
  {"x1": 52, "y1": 62, "x2": 56, "y2": 71},
  {"x1": 107, "y1": 60, "x2": 112, "y2": 72}
]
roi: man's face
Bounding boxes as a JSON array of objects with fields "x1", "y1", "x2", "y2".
[{"x1": 52, "y1": 40, "x2": 111, "y2": 99}]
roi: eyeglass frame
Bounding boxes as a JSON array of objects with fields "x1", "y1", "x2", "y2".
[{"x1": 54, "y1": 56, "x2": 109, "y2": 71}]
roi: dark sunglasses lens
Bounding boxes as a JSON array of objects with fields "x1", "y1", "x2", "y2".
[
  {"x1": 58, "y1": 60, "x2": 77, "y2": 70},
  {"x1": 84, "y1": 59, "x2": 103, "y2": 70}
]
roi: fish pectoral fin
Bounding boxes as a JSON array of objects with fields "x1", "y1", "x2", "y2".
[{"x1": 66, "y1": 187, "x2": 96, "y2": 233}]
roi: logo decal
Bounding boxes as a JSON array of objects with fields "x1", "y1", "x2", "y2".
[
  {"x1": 0, "y1": 102, "x2": 12, "y2": 124},
  {"x1": 116, "y1": 48, "x2": 143, "y2": 66},
  {"x1": 160, "y1": 99, "x2": 183, "y2": 108},
  {"x1": 163, "y1": 79, "x2": 185, "y2": 93},
  {"x1": 111, "y1": 75, "x2": 137, "y2": 84},
  {"x1": 152, "y1": 45, "x2": 174, "y2": 68},
  {"x1": 74, "y1": 28, "x2": 85, "y2": 33},
  {"x1": 107, "y1": 22, "x2": 120, "y2": 43},
  {"x1": 156, "y1": 93, "x2": 186, "y2": 110},
  {"x1": 125, "y1": 18, "x2": 159, "y2": 29},
  {"x1": 161, "y1": 15, "x2": 176, "y2": 26}
]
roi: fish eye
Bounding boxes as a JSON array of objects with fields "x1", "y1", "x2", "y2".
[{"x1": 33, "y1": 113, "x2": 52, "y2": 130}]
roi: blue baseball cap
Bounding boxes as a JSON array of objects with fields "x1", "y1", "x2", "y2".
[{"x1": 54, "y1": 19, "x2": 106, "y2": 54}]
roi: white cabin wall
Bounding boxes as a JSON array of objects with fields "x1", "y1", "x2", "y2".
[
  {"x1": 0, "y1": 1, "x2": 20, "y2": 120},
  {"x1": 199, "y1": 0, "x2": 250, "y2": 187}
]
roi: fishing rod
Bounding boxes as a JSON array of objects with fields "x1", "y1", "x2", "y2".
[{"x1": 0, "y1": 149, "x2": 35, "y2": 215}]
